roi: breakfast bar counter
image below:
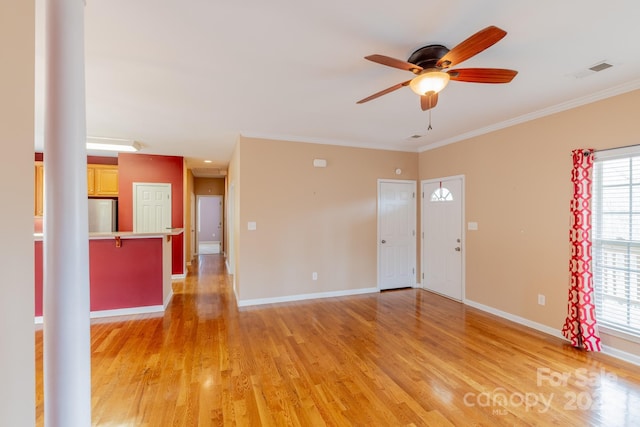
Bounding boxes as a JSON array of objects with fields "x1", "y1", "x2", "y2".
[{"x1": 34, "y1": 229, "x2": 183, "y2": 321}]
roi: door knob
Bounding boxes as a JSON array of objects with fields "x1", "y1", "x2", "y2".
[
  {"x1": 455, "y1": 247, "x2": 461, "y2": 251},
  {"x1": 381, "y1": 240, "x2": 386, "y2": 244}
]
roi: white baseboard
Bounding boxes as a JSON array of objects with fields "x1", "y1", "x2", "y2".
[
  {"x1": 90, "y1": 305, "x2": 164, "y2": 319},
  {"x1": 601, "y1": 345, "x2": 640, "y2": 366},
  {"x1": 172, "y1": 273, "x2": 186, "y2": 280},
  {"x1": 464, "y1": 298, "x2": 640, "y2": 366},
  {"x1": 238, "y1": 287, "x2": 379, "y2": 307},
  {"x1": 464, "y1": 298, "x2": 566, "y2": 340},
  {"x1": 34, "y1": 305, "x2": 165, "y2": 324}
]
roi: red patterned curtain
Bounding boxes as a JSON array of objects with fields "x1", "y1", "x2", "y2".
[{"x1": 562, "y1": 149, "x2": 601, "y2": 351}]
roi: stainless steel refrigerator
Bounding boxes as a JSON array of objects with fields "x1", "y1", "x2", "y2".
[{"x1": 88, "y1": 199, "x2": 117, "y2": 232}]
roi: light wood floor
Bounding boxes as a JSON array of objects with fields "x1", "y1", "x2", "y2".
[{"x1": 36, "y1": 255, "x2": 640, "y2": 426}]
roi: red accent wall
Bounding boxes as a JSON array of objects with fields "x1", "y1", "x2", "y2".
[
  {"x1": 87, "y1": 155, "x2": 118, "y2": 165},
  {"x1": 34, "y1": 238, "x2": 163, "y2": 316},
  {"x1": 88, "y1": 239, "x2": 163, "y2": 311},
  {"x1": 117, "y1": 153, "x2": 184, "y2": 275}
]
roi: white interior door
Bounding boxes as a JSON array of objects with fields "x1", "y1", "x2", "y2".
[
  {"x1": 422, "y1": 177, "x2": 463, "y2": 300},
  {"x1": 133, "y1": 183, "x2": 172, "y2": 233},
  {"x1": 378, "y1": 180, "x2": 416, "y2": 290}
]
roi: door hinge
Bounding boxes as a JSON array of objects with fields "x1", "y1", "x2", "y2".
[
  {"x1": 422, "y1": 272, "x2": 424, "y2": 280},
  {"x1": 422, "y1": 191, "x2": 424, "y2": 198},
  {"x1": 412, "y1": 230, "x2": 415, "y2": 237},
  {"x1": 412, "y1": 268, "x2": 415, "y2": 275},
  {"x1": 413, "y1": 192, "x2": 415, "y2": 198}
]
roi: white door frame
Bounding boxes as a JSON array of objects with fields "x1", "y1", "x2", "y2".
[
  {"x1": 420, "y1": 174, "x2": 465, "y2": 300},
  {"x1": 226, "y1": 182, "x2": 236, "y2": 277},
  {"x1": 377, "y1": 179, "x2": 417, "y2": 290},
  {"x1": 190, "y1": 194, "x2": 195, "y2": 262}
]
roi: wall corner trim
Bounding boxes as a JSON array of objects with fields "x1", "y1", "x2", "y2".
[{"x1": 163, "y1": 288, "x2": 174, "y2": 309}]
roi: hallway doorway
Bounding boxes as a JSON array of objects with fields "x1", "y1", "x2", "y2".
[{"x1": 197, "y1": 195, "x2": 223, "y2": 255}]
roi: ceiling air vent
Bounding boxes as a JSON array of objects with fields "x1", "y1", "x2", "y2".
[
  {"x1": 569, "y1": 61, "x2": 614, "y2": 79},
  {"x1": 589, "y1": 62, "x2": 613, "y2": 72}
]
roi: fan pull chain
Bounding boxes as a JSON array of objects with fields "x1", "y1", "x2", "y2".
[{"x1": 427, "y1": 95, "x2": 433, "y2": 130}]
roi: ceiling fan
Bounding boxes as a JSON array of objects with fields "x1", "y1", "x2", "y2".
[{"x1": 357, "y1": 26, "x2": 518, "y2": 115}]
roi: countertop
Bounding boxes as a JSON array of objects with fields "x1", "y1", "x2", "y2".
[{"x1": 34, "y1": 228, "x2": 184, "y2": 241}]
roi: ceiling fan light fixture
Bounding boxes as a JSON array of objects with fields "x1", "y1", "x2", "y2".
[{"x1": 409, "y1": 71, "x2": 450, "y2": 96}]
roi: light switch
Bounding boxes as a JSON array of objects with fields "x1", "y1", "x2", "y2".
[
  {"x1": 248, "y1": 221, "x2": 257, "y2": 231},
  {"x1": 468, "y1": 222, "x2": 478, "y2": 231}
]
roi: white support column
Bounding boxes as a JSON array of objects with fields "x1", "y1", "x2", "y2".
[{"x1": 43, "y1": 0, "x2": 91, "y2": 426}]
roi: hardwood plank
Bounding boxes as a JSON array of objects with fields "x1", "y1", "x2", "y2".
[{"x1": 35, "y1": 255, "x2": 640, "y2": 425}]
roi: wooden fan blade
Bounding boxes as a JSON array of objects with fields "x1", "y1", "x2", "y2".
[
  {"x1": 436, "y1": 26, "x2": 507, "y2": 69},
  {"x1": 365, "y1": 54, "x2": 423, "y2": 74},
  {"x1": 420, "y1": 92, "x2": 439, "y2": 111},
  {"x1": 356, "y1": 80, "x2": 412, "y2": 104},
  {"x1": 447, "y1": 68, "x2": 517, "y2": 83}
]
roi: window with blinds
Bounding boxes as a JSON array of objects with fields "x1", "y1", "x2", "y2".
[{"x1": 593, "y1": 148, "x2": 640, "y2": 337}]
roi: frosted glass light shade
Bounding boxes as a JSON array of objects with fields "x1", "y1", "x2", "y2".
[
  {"x1": 409, "y1": 71, "x2": 450, "y2": 95},
  {"x1": 86, "y1": 137, "x2": 140, "y2": 152}
]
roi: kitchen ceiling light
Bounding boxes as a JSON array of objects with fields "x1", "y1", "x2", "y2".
[
  {"x1": 86, "y1": 137, "x2": 140, "y2": 152},
  {"x1": 409, "y1": 71, "x2": 450, "y2": 96}
]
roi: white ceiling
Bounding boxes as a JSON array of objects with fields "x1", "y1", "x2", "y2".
[{"x1": 34, "y1": 1, "x2": 640, "y2": 175}]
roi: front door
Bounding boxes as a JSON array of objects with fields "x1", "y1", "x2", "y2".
[
  {"x1": 133, "y1": 183, "x2": 172, "y2": 233},
  {"x1": 378, "y1": 180, "x2": 416, "y2": 290},
  {"x1": 422, "y1": 176, "x2": 463, "y2": 300}
]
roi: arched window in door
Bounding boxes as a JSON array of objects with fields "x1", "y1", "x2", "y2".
[{"x1": 430, "y1": 187, "x2": 453, "y2": 202}]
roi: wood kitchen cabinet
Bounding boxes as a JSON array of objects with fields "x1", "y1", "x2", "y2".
[
  {"x1": 87, "y1": 164, "x2": 118, "y2": 197},
  {"x1": 34, "y1": 163, "x2": 118, "y2": 214},
  {"x1": 34, "y1": 161, "x2": 44, "y2": 216}
]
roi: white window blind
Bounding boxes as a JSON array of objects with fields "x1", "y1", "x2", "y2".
[{"x1": 593, "y1": 148, "x2": 640, "y2": 337}]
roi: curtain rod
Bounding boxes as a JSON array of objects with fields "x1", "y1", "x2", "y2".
[
  {"x1": 579, "y1": 143, "x2": 640, "y2": 156},
  {"x1": 593, "y1": 143, "x2": 640, "y2": 153}
]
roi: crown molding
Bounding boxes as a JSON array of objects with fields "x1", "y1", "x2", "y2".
[{"x1": 419, "y1": 78, "x2": 640, "y2": 152}]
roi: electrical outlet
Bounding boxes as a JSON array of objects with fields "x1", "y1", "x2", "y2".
[
  {"x1": 312, "y1": 272, "x2": 318, "y2": 281},
  {"x1": 538, "y1": 294, "x2": 546, "y2": 306}
]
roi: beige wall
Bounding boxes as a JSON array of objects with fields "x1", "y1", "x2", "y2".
[
  {"x1": 236, "y1": 136, "x2": 418, "y2": 302},
  {"x1": 0, "y1": 1, "x2": 35, "y2": 424},
  {"x1": 419, "y1": 89, "x2": 640, "y2": 355}
]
